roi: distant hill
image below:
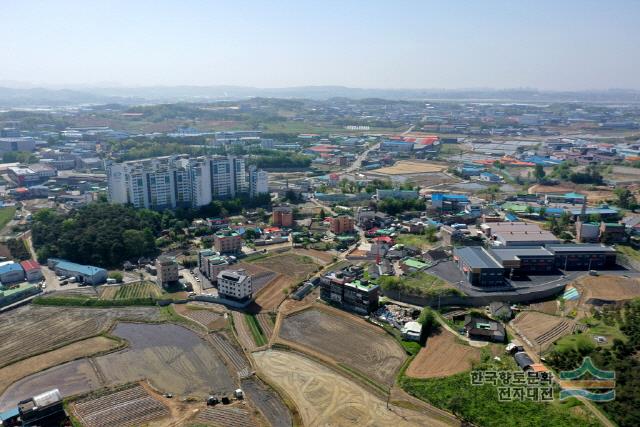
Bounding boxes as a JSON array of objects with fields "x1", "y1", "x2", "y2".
[{"x1": 1, "y1": 85, "x2": 640, "y2": 107}]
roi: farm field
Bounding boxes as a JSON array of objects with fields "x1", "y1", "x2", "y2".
[
  {"x1": 173, "y1": 304, "x2": 227, "y2": 330},
  {"x1": 99, "y1": 281, "x2": 162, "y2": 300},
  {"x1": 241, "y1": 377, "x2": 292, "y2": 427},
  {"x1": 256, "y1": 313, "x2": 275, "y2": 339},
  {"x1": 253, "y1": 350, "x2": 453, "y2": 427},
  {"x1": 251, "y1": 252, "x2": 320, "y2": 280},
  {"x1": 245, "y1": 314, "x2": 268, "y2": 346},
  {"x1": 72, "y1": 384, "x2": 170, "y2": 427},
  {"x1": 232, "y1": 311, "x2": 258, "y2": 352},
  {"x1": 247, "y1": 251, "x2": 321, "y2": 313},
  {"x1": 406, "y1": 331, "x2": 480, "y2": 378},
  {"x1": 0, "y1": 336, "x2": 121, "y2": 397},
  {"x1": 527, "y1": 300, "x2": 559, "y2": 316},
  {"x1": 95, "y1": 322, "x2": 236, "y2": 397},
  {"x1": 209, "y1": 332, "x2": 251, "y2": 376},
  {"x1": 511, "y1": 311, "x2": 576, "y2": 353},
  {"x1": 252, "y1": 274, "x2": 296, "y2": 313},
  {"x1": 0, "y1": 359, "x2": 101, "y2": 411},
  {"x1": 277, "y1": 306, "x2": 406, "y2": 386},
  {"x1": 234, "y1": 262, "x2": 278, "y2": 292},
  {"x1": 194, "y1": 405, "x2": 257, "y2": 427},
  {"x1": 371, "y1": 160, "x2": 447, "y2": 175},
  {"x1": 0, "y1": 305, "x2": 161, "y2": 368}
]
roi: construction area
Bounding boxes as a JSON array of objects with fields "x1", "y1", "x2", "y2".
[
  {"x1": 253, "y1": 349, "x2": 458, "y2": 427},
  {"x1": 277, "y1": 305, "x2": 407, "y2": 386},
  {"x1": 406, "y1": 330, "x2": 481, "y2": 379},
  {"x1": 370, "y1": 160, "x2": 448, "y2": 175}
]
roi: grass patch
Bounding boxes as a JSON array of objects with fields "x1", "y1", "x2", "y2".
[
  {"x1": 616, "y1": 244, "x2": 640, "y2": 262},
  {"x1": 0, "y1": 206, "x2": 16, "y2": 231},
  {"x1": 245, "y1": 314, "x2": 268, "y2": 346},
  {"x1": 399, "y1": 358, "x2": 600, "y2": 427},
  {"x1": 33, "y1": 295, "x2": 156, "y2": 307},
  {"x1": 378, "y1": 271, "x2": 462, "y2": 298},
  {"x1": 396, "y1": 234, "x2": 435, "y2": 250},
  {"x1": 400, "y1": 340, "x2": 422, "y2": 356}
]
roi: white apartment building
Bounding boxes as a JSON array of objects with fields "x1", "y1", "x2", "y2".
[
  {"x1": 107, "y1": 155, "x2": 266, "y2": 210},
  {"x1": 249, "y1": 165, "x2": 269, "y2": 197},
  {"x1": 217, "y1": 269, "x2": 252, "y2": 301}
]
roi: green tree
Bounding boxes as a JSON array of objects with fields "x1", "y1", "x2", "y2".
[
  {"x1": 418, "y1": 306, "x2": 438, "y2": 346},
  {"x1": 614, "y1": 188, "x2": 637, "y2": 210},
  {"x1": 534, "y1": 164, "x2": 546, "y2": 183}
]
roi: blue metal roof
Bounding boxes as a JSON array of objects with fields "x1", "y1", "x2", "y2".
[
  {"x1": 432, "y1": 193, "x2": 469, "y2": 201},
  {"x1": 53, "y1": 259, "x2": 106, "y2": 276},
  {"x1": 0, "y1": 262, "x2": 24, "y2": 275},
  {"x1": 0, "y1": 407, "x2": 19, "y2": 421}
]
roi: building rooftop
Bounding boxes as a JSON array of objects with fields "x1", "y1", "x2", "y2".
[
  {"x1": 545, "y1": 244, "x2": 616, "y2": 253},
  {"x1": 51, "y1": 259, "x2": 106, "y2": 276},
  {"x1": 455, "y1": 247, "x2": 503, "y2": 269},
  {"x1": 490, "y1": 247, "x2": 553, "y2": 261},
  {"x1": 20, "y1": 259, "x2": 41, "y2": 271},
  {"x1": 0, "y1": 261, "x2": 24, "y2": 275}
]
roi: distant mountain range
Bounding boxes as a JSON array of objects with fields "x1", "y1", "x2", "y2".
[{"x1": 1, "y1": 85, "x2": 640, "y2": 107}]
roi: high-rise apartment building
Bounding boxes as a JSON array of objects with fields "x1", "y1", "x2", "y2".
[
  {"x1": 107, "y1": 155, "x2": 267, "y2": 210},
  {"x1": 249, "y1": 165, "x2": 269, "y2": 197}
]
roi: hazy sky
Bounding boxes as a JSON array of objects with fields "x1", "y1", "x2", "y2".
[{"x1": 2, "y1": 0, "x2": 640, "y2": 90}]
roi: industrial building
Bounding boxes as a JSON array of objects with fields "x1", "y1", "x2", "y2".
[
  {"x1": 454, "y1": 243, "x2": 618, "y2": 287},
  {"x1": 482, "y1": 221, "x2": 560, "y2": 247},
  {"x1": 489, "y1": 247, "x2": 556, "y2": 275},
  {"x1": 17, "y1": 389, "x2": 66, "y2": 427},
  {"x1": 0, "y1": 261, "x2": 26, "y2": 284},
  {"x1": 546, "y1": 244, "x2": 617, "y2": 270},
  {"x1": 47, "y1": 259, "x2": 108, "y2": 285},
  {"x1": 20, "y1": 259, "x2": 43, "y2": 282},
  {"x1": 453, "y1": 247, "x2": 505, "y2": 288},
  {"x1": 431, "y1": 193, "x2": 469, "y2": 212}
]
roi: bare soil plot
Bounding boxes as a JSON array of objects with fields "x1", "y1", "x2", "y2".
[
  {"x1": 277, "y1": 306, "x2": 406, "y2": 386},
  {"x1": 253, "y1": 350, "x2": 454, "y2": 427},
  {"x1": 72, "y1": 384, "x2": 169, "y2": 427},
  {"x1": 209, "y1": 332, "x2": 251, "y2": 377},
  {"x1": 195, "y1": 405, "x2": 257, "y2": 427},
  {"x1": 406, "y1": 331, "x2": 480, "y2": 378},
  {"x1": 256, "y1": 313, "x2": 275, "y2": 339},
  {"x1": 0, "y1": 336, "x2": 121, "y2": 397},
  {"x1": 241, "y1": 377, "x2": 292, "y2": 427},
  {"x1": 292, "y1": 248, "x2": 335, "y2": 265},
  {"x1": 527, "y1": 300, "x2": 559, "y2": 316},
  {"x1": 95, "y1": 323, "x2": 236, "y2": 397},
  {"x1": 174, "y1": 304, "x2": 227, "y2": 330},
  {"x1": 371, "y1": 160, "x2": 447, "y2": 175},
  {"x1": 234, "y1": 262, "x2": 278, "y2": 292},
  {"x1": 0, "y1": 305, "x2": 161, "y2": 368},
  {"x1": 251, "y1": 252, "x2": 319, "y2": 280},
  {"x1": 0, "y1": 359, "x2": 101, "y2": 411},
  {"x1": 252, "y1": 274, "x2": 296, "y2": 313},
  {"x1": 511, "y1": 311, "x2": 576, "y2": 353},
  {"x1": 575, "y1": 275, "x2": 640, "y2": 304}
]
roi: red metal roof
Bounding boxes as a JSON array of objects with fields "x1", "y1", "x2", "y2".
[{"x1": 20, "y1": 259, "x2": 41, "y2": 271}]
